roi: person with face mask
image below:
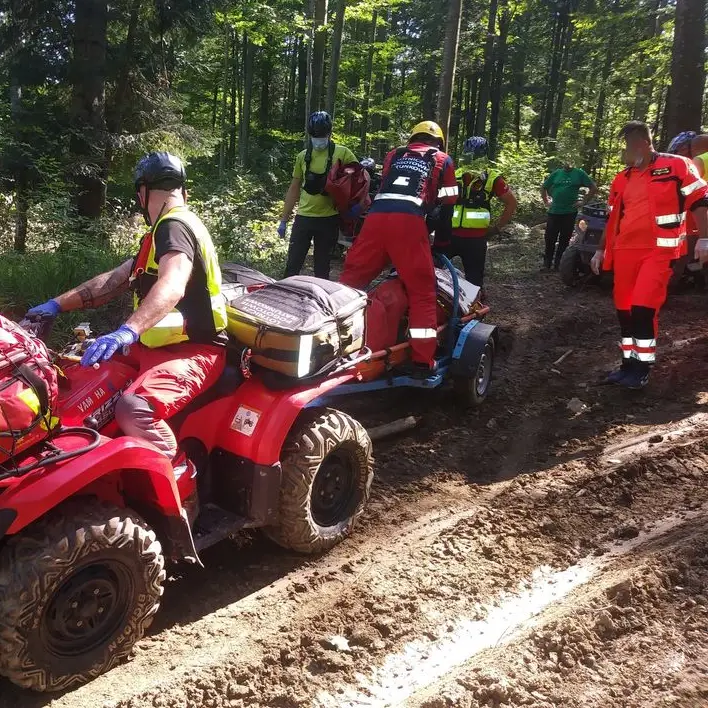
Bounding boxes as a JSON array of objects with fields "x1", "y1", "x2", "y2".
[
  {"x1": 278, "y1": 111, "x2": 357, "y2": 279},
  {"x1": 591, "y1": 121, "x2": 708, "y2": 389},
  {"x1": 24, "y1": 152, "x2": 227, "y2": 461}
]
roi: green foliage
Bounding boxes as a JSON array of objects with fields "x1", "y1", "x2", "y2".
[{"x1": 495, "y1": 140, "x2": 551, "y2": 222}]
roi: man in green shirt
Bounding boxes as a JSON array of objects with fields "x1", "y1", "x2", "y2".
[
  {"x1": 541, "y1": 162, "x2": 598, "y2": 271},
  {"x1": 278, "y1": 111, "x2": 357, "y2": 279}
]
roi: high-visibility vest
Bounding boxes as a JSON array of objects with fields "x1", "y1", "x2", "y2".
[
  {"x1": 130, "y1": 206, "x2": 227, "y2": 348},
  {"x1": 451, "y1": 169, "x2": 501, "y2": 229},
  {"x1": 603, "y1": 153, "x2": 708, "y2": 268},
  {"x1": 695, "y1": 151, "x2": 708, "y2": 177}
]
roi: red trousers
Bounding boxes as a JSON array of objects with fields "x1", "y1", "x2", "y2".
[
  {"x1": 612, "y1": 249, "x2": 673, "y2": 364},
  {"x1": 115, "y1": 342, "x2": 226, "y2": 457},
  {"x1": 340, "y1": 212, "x2": 437, "y2": 366}
]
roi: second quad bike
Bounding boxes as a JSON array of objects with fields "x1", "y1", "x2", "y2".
[{"x1": 0, "y1": 258, "x2": 495, "y2": 693}]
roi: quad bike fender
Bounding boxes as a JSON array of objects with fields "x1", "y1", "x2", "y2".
[
  {"x1": 449, "y1": 321, "x2": 498, "y2": 378},
  {"x1": 0, "y1": 437, "x2": 183, "y2": 541},
  {"x1": 207, "y1": 372, "x2": 357, "y2": 466}
]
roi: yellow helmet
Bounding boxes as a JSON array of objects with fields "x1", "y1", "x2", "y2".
[{"x1": 409, "y1": 120, "x2": 445, "y2": 148}]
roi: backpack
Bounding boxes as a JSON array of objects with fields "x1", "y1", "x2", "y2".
[
  {"x1": 375, "y1": 147, "x2": 440, "y2": 212},
  {"x1": 303, "y1": 141, "x2": 337, "y2": 196},
  {"x1": 0, "y1": 315, "x2": 59, "y2": 465}
]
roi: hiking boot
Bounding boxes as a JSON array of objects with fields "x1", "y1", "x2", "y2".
[
  {"x1": 605, "y1": 362, "x2": 632, "y2": 385},
  {"x1": 619, "y1": 367, "x2": 650, "y2": 390}
]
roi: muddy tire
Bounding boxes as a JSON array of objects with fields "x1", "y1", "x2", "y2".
[
  {"x1": 0, "y1": 502, "x2": 165, "y2": 692},
  {"x1": 266, "y1": 408, "x2": 374, "y2": 554},
  {"x1": 453, "y1": 337, "x2": 495, "y2": 407},
  {"x1": 559, "y1": 245, "x2": 581, "y2": 286}
]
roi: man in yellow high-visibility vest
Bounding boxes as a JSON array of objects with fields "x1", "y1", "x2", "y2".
[{"x1": 25, "y1": 152, "x2": 227, "y2": 461}]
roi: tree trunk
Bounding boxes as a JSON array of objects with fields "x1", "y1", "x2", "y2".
[
  {"x1": 420, "y1": 58, "x2": 438, "y2": 118},
  {"x1": 511, "y1": 10, "x2": 531, "y2": 149},
  {"x1": 259, "y1": 52, "x2": 272, "y2": 128},
  {"x1": 70, "y1": 0, "x2": 108, "y2": 220},
  {"x1": 229, "y1": 30, "x2": 238, "y2": 168},
  {"x1": 549, "y1": 19, "x2": 574, "y2": 141},
  {"x1": 307, "y1": 0, "x2": 328, "y2": 119},
  {"x1": 488, "y1": 1, "x2": 510, "y2": 160},
  {"x1": 218, "y1": 26, "x2": 230, "y2": 177},
  {"x1": 360, "y1": 10, "x2": 378, "y2": 155},
  {"x1": 437, "y1": 0, "x2": 464, "y2": 142},
  {"x1": 297, "y1": 35, "x2": 307, "y2": 131},
  {"x1": 666, "y1": 0, "x2": 706, "y2": 136},
  {"x1": 586, "y1": 36, "x2": 614, "y2": 175},
  {"x1": 541, "y1": 10, "x2": 569, "y2": 141},
  {"x1": 474, "y1": 0, "x2": 499, "y2": 135},
  {"x1": 326, "y1": 0, "x2": 347, "y2": 118},
  {"x1": 14, "y1": 177, "x2": 29, "y2": 254},
  {"x1": 240, "y1": 33, "x2": 254, "y2": 165},
  {"x1": 465, "y1": 74, "x2": 479, "y2": 138},
  {"x1": 632, "y1": 0, "x2": 662, "y2": 121}
]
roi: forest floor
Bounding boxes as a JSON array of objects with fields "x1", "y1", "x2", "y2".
[{"x1": 2, "y1": 225, "x2": 708, "y2": 708}]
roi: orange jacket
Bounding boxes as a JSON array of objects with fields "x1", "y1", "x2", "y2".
[{"x1": 603, "y1": 153, "x2": 708, "y2": 269}]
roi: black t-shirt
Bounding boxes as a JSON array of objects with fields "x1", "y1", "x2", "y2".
[{"x1": 136, "y1": 219, "x2": 225, "y2": 345}]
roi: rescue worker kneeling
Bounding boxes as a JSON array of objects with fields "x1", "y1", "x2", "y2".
[
  {"x1": 592, "y1": 121, "x2": 708, "y2": 389},
  {"x1": 339, "y1": 121, "x2": 458, "y2": 376}
]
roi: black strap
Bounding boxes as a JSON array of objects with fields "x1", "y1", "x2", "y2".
[
  {"x1": 305, "y1": 140, "x2": 336, "y2": 175},
  {"x1": 17, "y1": 364, "x2": 50, "y2": 416}
]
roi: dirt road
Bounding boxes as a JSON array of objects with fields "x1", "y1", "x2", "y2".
[{"x1": 2, "y1": 228, "x2": 707, "y2": 708}]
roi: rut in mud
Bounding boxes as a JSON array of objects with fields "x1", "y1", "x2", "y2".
[{"x1": 2, "y1": 227, "x2": 708, "y2": 708}]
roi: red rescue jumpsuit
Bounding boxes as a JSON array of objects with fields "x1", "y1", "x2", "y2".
[
  {"x1": 603, "y1": 153, "x2": 708, "y2": 366},
  {"x1": 339, "y1": 143, "x2": 458, "y2": 366}
]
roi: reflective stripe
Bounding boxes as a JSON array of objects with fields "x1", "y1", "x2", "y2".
[
  {"x1": 632, "y1": 350, "x2": 656, "y2": 362},
  {"x1": 634, "y1": 338, "x2": 656, "y2": 348},
  {"x1": 681, "y1": 178, "x2": 707, "y2": 196},
  {"x1": 409, "y1": 328, "x2": 437, "y2": 339},
  {"x1": 621, "y1": 338, "x2": 633, "y2": 346},
  {"x1": 152, "y1": 311, "x2": 186, "y2": 329},
  {"x1": 438, "y1": 185, "x2": 459, "y2": 198},
  {"x1": 655, "y1": 213, "x2": 685, "y2": 226},
  {"x1": 620, "y1": 338, "x2": 633, "y2": 359},
  {"x1": 375, "y1": 193, "x2": 424, "y2": 206},
  {"x1": 621, "y1": 349, "x2": 633, "y2": 359},
  {"x1": 465, "y1": 210, "x2": 491, "y2": 220},
  {"x1": 297, "y1": 335, "x2": 314, "y2": 378},
  {"x1": 656, "y1": 236, "x2": 683, "y2": 247}
]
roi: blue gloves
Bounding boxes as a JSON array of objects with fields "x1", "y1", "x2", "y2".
[
  {"x1": 277, "y1": 220, "x2": 288, "y2": 239},
  {"x1": 25, "y1": 299, "x2": 62, "y2": 321},
  {"x1": 81, "y1": 325, "x2": 139, "y2": 367},
  {"x1": 346, "y1": 203, "x2": 363, "y2": 220}
]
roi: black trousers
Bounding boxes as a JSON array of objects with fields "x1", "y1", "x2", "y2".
[
  {"x1": 442, "y1": 236, "x2": 488, "y2": 286},
  {"x1": 284, "y1": 214, "x2": 340, "y2": 280},
  {"x1": 544, "y1": 212, "x2": 577, "y2": 268}
]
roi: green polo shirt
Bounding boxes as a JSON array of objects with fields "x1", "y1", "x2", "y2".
[
  {"x1": 543, "y1": 167, "x2": 594, "y2": 215},
  {"x1": 293, "y1": 143, "x2": 358, "y2": 217}
]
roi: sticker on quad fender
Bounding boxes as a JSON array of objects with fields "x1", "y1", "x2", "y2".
[{"x1": 231, "y1": 405, "x2": 261, "y2": 436}]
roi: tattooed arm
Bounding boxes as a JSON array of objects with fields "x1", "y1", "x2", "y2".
[{"x1": 54, "y1": 259, "x2": 133, "y2": 312}]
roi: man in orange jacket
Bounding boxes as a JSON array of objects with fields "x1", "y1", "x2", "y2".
[
  {"x1": 591, "y1": 121, "x2": 708, "y2": 389},
  {"x1": 339, "y1": 121, "x2": 458, "y2": 375}
]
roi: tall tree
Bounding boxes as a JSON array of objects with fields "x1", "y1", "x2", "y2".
[
  {"x1": 474, "y1": 0, "x2": 499, "y2": 135},
  {"x1": 437, "y1": 0, "x2": 464, "y2": 142},
  {"x1": 666, "y1": 0, "x2": 706, "y2": 137},
  {"x1": 326, "y1": 0, "x2": 347, "y2": 118},
  {"x1": 306, "y1": 0, "x2": 328, "y2": 123},
  {"x1": 69, "y1": 0, "x2": 108, "y2": 219},
  {"x1": 360, "y1": 10, "x2": 378, "y2": 154},
  {"x1": 488, "y1": 0, "x2": 510, "y2": 159}
]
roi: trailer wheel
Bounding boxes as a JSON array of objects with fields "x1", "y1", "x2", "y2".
[
  {"x1": 0, "y1": 502, "x2": 165, "y2": 692},
  {"x1": 266, "y1": 408, "x2": 373, "y2": 554},
  {"x1": 453, "y1": 337, "x2": 495, "y2": 407}
]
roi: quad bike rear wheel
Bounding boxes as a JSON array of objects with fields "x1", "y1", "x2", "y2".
[
  {"x1": 559, "y1": 245, "x2": 581, "y2": 286},
  {"x1": 453, "y1": 337, "x2": 495, "y2": 407},
  {"x1": 266, "y1": 408, "x2": 373, "y2": 554},
  {"x1": 0, "y1": 501, "x2": 165, "y2": 692}
]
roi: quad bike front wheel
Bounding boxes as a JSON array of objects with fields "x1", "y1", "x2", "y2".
[
  {"x1": 453, "y1": 337, "x2": 495, "y2": 407},
  {"x1": 0, "y1": 502, "x2": 165, "y2": 692},
  {"x1": 266, "y1": 408, "x2": 374, "y2": 554}
]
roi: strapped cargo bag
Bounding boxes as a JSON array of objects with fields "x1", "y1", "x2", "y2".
[{"x1": 226, "y1": 276, "x2": 367, "y2": 379}]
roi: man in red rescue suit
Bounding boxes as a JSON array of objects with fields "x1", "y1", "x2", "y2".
[
  {"x1": 25, "y1": 152, "x2": 227, "y2": 461},
  {"x1": 591, "y1": 122, "x2": 708, "y2": 389},
  {"x1": 339, "y1": 121, "x2": 458, "y2": 375}
]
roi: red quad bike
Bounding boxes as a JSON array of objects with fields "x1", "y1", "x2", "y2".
[{"x1": 0, "y1": 258, "x2": 494, "y2": 693}]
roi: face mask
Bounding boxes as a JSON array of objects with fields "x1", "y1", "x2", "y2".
[{"x1": 311, "y1": 137, "x2": 329, "y2": 151}]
